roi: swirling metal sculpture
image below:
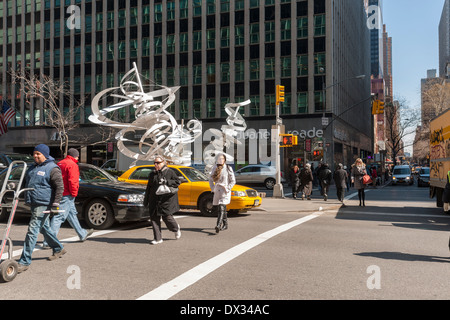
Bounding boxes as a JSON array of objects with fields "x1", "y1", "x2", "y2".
[
  {"x1": 89, "y1": 63, "x2": 202, "y2": 167},
  {"x1": 203, "y1": 100, "x2": 250, "y2": 175}
]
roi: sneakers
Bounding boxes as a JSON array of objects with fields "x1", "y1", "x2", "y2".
[
  {"x1": 175, "y1": 224, "x2": 181, "y2": 240},
  {"x1": 48, "y1": 248, "x2": 67, "y2": 261},
  {"x1": 150, "y1": 239, "x2": 163, "y2": 245},
  {"x1": 81, "y1": 229, "x2": 94, "y2": 242}
]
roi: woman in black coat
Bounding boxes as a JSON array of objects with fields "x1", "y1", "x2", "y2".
[
  {"x1": 289, "y1": 165, "x2": 301, "y2": 199},
  {"x1": 143, "y1": 156, "x2": 181, "y2": 245}
]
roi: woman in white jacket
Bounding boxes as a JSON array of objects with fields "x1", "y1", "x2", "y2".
[{"x1": 209, "y1": 153, "x2": 236, "y2": 233}]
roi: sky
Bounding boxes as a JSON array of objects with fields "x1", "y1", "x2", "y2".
[
  {"x1": 383, "y1": 0, "x2": 445, "y2": 109},
  {"x1": 383, "y1": 0, "x2": 446, "y2": 153}
]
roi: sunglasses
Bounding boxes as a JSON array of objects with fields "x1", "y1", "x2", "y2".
[{"x1": 154, "y1": 161, "x2": 163, "y2": 164}]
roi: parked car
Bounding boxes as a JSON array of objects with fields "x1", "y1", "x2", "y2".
[
  {"x1": 0, "y1": 153, "x2": 34, "y2": 170},
  {"x1": 118, "y1": 165, "x2": 262, "y2": 216},
  {"x1": 417, "y1": 167, "x2": 430, "y2": 187},
  {"x1": 234, "y1": 165, "x2": 285, "y2": 189},
  {"x1": 391, "y1": 165, "x2": 414, "y2": 186},
  {"x1": 0, "y1": 163, "x2": 147, "y2": 230}
]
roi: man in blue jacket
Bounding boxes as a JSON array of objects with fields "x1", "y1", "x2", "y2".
[{"x1": 17, "y1": 144, "x2": 66, "y2": 273}]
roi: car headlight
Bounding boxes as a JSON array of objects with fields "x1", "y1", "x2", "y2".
[
  {"x1": 118, "y1": 194, "x2": 144, "y2": 203},
  {"x1": 406, "y1": 177, "x2": 410, "y2": 180},
  {"x1": 392, "y1": 176, "x2": 396, "y2": 180},
  {"x1": 231, "y1": 191, "x2": 246, "y2": 197}
]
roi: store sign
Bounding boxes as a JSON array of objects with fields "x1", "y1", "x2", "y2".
[{"x1": 288, "y1": 127, "x2": 323, "y2": 139}]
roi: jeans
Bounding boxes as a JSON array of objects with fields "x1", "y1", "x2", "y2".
[
  {"x1": 18, "y1": 205, "x2": 64, "y2": 266},
  {"x1": 44, "y1": 196, "x2": 87, "y2": 245}
]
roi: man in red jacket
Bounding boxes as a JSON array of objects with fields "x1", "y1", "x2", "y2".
[{"x1": 43, "y1": 148, "x2": 93, "y2": 248}]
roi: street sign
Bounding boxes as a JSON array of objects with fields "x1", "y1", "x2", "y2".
[{"x1": 322, "y1": 117, "x2": 329, "y2": 126}]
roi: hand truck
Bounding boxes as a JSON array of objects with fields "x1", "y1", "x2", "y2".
[{"x1": 0, "y1": 161, "x2": 33, "y2": 282}]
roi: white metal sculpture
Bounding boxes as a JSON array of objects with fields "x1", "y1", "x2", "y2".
[
  {"x1": 203, "y1": 100, "x2": 250, "y2": 175},
  {"x1": 89, "y1": 63, "x2": 202, "y2": 167}
]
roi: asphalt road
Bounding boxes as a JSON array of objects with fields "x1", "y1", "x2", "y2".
[{"x1": 1, "y1": 179, "x2": 449, "y2": 306}]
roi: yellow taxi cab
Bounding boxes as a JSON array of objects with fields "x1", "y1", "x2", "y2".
[{"x1": 118, "y1": 165, "x2": 262, "y2": 216}]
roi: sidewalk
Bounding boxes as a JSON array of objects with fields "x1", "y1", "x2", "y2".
[{"x1": 255, "y1": 182, "x2": 389, "y2": 213}]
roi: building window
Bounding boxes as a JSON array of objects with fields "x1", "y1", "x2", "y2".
[
  {"x1": 207, "y1": 64, "x2": 216, "y2": 84},
  {"x1": 207, "y1": 0, "x2": 215, "y2": 14},
  {"x1": 154, "y1": 3, "x2": 163, "y2": 22},
  {"x1": 167, "y1": 35, "x2": 175, "y2": 54},
  {"x1": 206, "y1": 99, "x2": 216, "y2": 118},
  {"x1": 265, "y1": 58, "x2": 275, "y2": 79},
  {"x1": 297, "y1": 55, "x2": 308, "y2": 76},
  {"x1": 314, "y1": 14, "x2": 326, "y2": 36},
  {"x1": 249, "y1": 96, "x2": 260, "y2": 116},
  {"x1": 154, "y1": 36, "x2": 162, "y2": 55},
  {"x1": 314, "y1": 91, "x2": 324, "y2": 112},
  {"x1": 193, "y1": 0, "x2": 202, "y2": 16},
  {"x1": 314, "y1": 53, "x2": 326, "y2": 74},
  {"x1": 107, "y1": 12, "x2": 114, "y2": 29},
  {"x1": 280, "y1": 19, "x2": 291, "y2": 40},
  {"x1": 179, "y1": 67, "x2": 188, "y2": 86},
  {"x1": 297, "y1": 92, "x2": 308, "y2": 113},
  {"x1": 220, "y1": 27, "x2": 230, "y2": 47},
  {"x1": 281, "y1": 57, "x2": 291, "y2": 77},
  {"x1": 193, "y1": 31, "x2": 202, "y2": 51},
  {"x1": 220, "y1": 63, "x2": 230, "y2": 82},
  {"x1": 265, "y1": 22, "x2": 275, "y2": 42},
  {"x1": 250, "y1": 23, "x2": 259, "y2": 44},
  {"x1": 180, "y1": 0, "x2": 188, "y2": 18},
  {"x1": 235, "y1": 26, "x2": 245, "y2": 46},
  {"x1": 250, "y1": 60, "x2": 259, "y2": 80},
  {"x1": 220, "y1": 0, "x2": 230, "y2": 12},
  {"x1": 167, "y1": 1, "x2": 175, "y2": 20},
  {"x1": 142, "y1": 5, "x2": 150, "y2": 24},
  {"x1": 180, "y1": 100, "x2": 189, "y2": 119},
  {"x1": 265, "y1": 95, "x2": 276, "y2": 115},
  {"x1": 193, "y1": 65, "x2": 202, "y2": 85},
  {"x1": 297, "y1": 17, "x2": 308, "y2": 38},
  {"x1": 180, "y1": 33, "x2": 189, "y2": 52},
  {"x1": 207, "y1": 29, "x2": 215, "y2": 49},
  {"x1": 235, "y1": 61, "x2": 244, "y2": 82}
]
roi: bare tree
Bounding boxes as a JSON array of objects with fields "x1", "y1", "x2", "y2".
[
  {"x1": 413, "y1": 80, "x2": 450, "y2": 163},
  {"x1": 10, "y1": 70, "x2": 84, "y2": 157},
  {"x1": 384, "y1": 98, "x2": 420, "y2": 163}
]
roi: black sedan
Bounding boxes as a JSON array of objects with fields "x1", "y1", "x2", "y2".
[{"x1": 0, "y1": 163, "x2": 148, "y2": 229}]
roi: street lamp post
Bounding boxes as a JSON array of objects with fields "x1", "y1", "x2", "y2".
[{"x1": 320, "y1": 69, "x2": 366, "y2": 165}]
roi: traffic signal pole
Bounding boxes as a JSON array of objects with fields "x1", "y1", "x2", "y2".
[{"x1": 274, "y1": 85, "x2": 285, "y2": 198}]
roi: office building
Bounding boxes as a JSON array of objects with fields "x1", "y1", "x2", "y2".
[{"x1": 0, "y1": 0, "x2": 372, "y2": 169}]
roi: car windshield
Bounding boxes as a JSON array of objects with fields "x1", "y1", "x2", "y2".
[
  {"x1": 420, "y1": 168, "x2": 430, "y2": 175},
  {"x1": 6, "y1": 154, "x2": 34, "y2": 163},
  {"x1": 393, "y1": 168, "x2": 410, "y2": 175},
  {"x1": 180, "y1": 167, "x2": 208, "y2": 182},
  {"x1": 79, "y1": 166, "x2": 116, "y2": 182}
]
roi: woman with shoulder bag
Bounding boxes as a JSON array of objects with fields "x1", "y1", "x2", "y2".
[
  {"x1": 351, "y1": 158, "x2": 368, "y2": 207},
  {"x1": 209, "y1": 153, "x2": 236, "y2": 233},
  {"x1": 143, "y1": 156, "x2": 181, "y2": 245}
]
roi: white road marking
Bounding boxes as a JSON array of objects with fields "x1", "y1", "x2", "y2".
[
  {"x1": 137, "y1": 211, "x2": 325, "y2": 300},
  {"x1": 1, "y1": 216, "x2": 189, "y2": 261}
]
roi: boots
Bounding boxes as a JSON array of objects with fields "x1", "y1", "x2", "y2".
[{"x1": 215, "y1": 205, "x2": 228, "y2": 233}]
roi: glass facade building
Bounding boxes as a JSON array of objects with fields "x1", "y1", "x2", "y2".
[{"x1": 0, "y1": 0, "x2": 372, "y2": 168}]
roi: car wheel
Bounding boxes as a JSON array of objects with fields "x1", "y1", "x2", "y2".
[
  {"x1": 264, "y1": 178, "x2": 276, "y2": 190},
  {"x1": 84, "y1": 199, "x2": 115, "y2": 230},
  {"x1": 198, "y1": 193, "x2": 216, "y2": 217}
]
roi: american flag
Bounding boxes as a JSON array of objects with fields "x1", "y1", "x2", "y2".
[{"x1": 0, "y1": 101, "x2": 16, "y2": 136}]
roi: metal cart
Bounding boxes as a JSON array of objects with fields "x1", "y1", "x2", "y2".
[{"x1": 0, "y1": 161, "x2": 32, "y2": 282}]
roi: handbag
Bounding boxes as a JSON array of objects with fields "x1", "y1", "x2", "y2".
[
  {"x1": 155, "y1": 184, "x2": 178, "y2": 195},
  {"x1": 362, "y1": 174, "x2": 372, "y2": 185}
]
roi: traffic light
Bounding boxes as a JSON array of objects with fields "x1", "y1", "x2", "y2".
[
  {"x1": 276, "y1": 85, "x2": 285, "y2": 105},
  {"x1": 377, "y1": 101, "x2": 385, "y2": 114},
  {"x1": 279, "y1": 134, "x2": 298, "y2": 147},
  {"x1": 372, "y1": 100, "x2": 379, "y2": 115}
]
